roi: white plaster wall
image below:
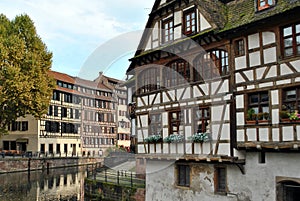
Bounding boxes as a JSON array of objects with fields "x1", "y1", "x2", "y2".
[
  {"x1": 174, "y1": 11, "x2": 181, "y2": 26},
  {"x1": 248, "y1": 33, "x2": 260, "y2": 49},
  {"x1": 235, "y1": 73, "x2": 245, "y2": 84},
  {"x1": 235, "y1": 56, "x2": 247, "y2": 70},
  {"x1": 160, "y1": 0, "x2": 166, "y2": 5},
  {"x1": 236, "y1": 112, "x2": 245, "y2": 126},
  {"x1": 200, "y1": 13, "x2": 211, "y2": 31},
  {"x1": 174, "y1": 26, "x2": 182, "y2": 40},
  {"x1": 280, "y1": 63, "x2": 294, "y2": 76},
  {"x1": 237, "y1": 129, "x2": 245, "y2": 141},
  {"x1": 236, "y1": 95, "x2": 244, "y2": 109},
  {"x1": 266, "y1": 65, "x2": 277, "y2": 78},
  {"x1": 263, "y1": 47, "x2": 277, "y2": 64},
  {"x1": 227, "y1": 152, "x2": 300, "y2": 201},
  {"x1": 146, "y1": 160, "x2": 237, "y2": 201},
  {"x1": 249, "y1": 51, "x2": 261, "y2": 67},
  {"x1": 291, "y1": 59, "x2": 300, "y2": 72},
  {"x1": 262, "y1": 31, "x2": 275, "y2": 45}
]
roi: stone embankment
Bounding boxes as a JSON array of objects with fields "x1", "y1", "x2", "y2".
[{"x1": 0, "y1": 157, "x2": 103, "y2": 174}]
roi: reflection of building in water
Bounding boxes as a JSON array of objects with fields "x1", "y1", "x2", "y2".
[
  {"x1": 37, "y1": 170, "x2": 86, "y2": 200},
  {"x1": 0, "y1": 167, "x2": 86, "y2": 201}
]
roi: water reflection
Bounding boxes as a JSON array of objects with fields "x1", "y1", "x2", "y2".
[{"x1": 0, "y1": 167, "x2": 86, "y2": 201}]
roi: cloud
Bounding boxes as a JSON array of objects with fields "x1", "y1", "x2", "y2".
[{"x1": 0, "y1": 0, "x2": 155, "y2": 78}]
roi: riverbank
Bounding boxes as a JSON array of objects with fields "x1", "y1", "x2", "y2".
[{"x1": 0, "y1": 157, "x2": 103, "y2": 174}]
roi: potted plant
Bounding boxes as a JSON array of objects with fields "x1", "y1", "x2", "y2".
[
  {"x1": 188, "y1": 133, "x2": 209, "y2": 143},
  {"x1": 288, "y1": 111, "x2": 300, "y2": 122},
  {"x1": 145, "y1": 134, "x2": 162, "y2": 143},
  {"x1": 258, "y1": 112, "x2": 269, "y2": 124},
  {"x1": 279, "y1": 110, "x2": 290, "y2": 122},
  {"x1": 263, "y1": 112, "x2": 269, "y2": 120},
  {"x1": 257, "y1": 113, "x2": 264, "y2": 120},
  {"x1": 163, "y1": 134, "x2": 184, "y2": 143},
  {"x1": 246, "y1": 108, "x2": 256, "y2": 124}
]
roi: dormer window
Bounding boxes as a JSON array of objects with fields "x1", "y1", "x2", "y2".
[
  {"x1": 183, "y1": 9, "x2": 196, "y2": 36},
  {"x1": 162, "y1": 18, "x2": 174, "y2": 43},
  {"x1": 257, "y1": 0, "x2": 275, "y2": 11}
]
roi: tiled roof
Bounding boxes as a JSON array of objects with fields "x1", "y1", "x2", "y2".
[
  {"x1": 48, "y1": 71, "x2": 75, "y2": 84},
  {"x1": 223, "y1": 0, "x2": 300, "y2": 32}
]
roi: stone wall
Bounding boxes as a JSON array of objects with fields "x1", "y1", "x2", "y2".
[{"x1": 0, "y1": 157, "x2": 102, "y2": 173}]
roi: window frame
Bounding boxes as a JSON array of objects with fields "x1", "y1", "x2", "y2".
[
  {"x1": 162, "y1": 17, "x2": 174, "y2": 43},
  {"x1": 149, "y1": 113, "x2": 162, "y2": 136},
  {"x1": 282, "y1": 87, "x2": 300, "y2": 113},
  {"x1": 194, "y1": 107, "x2": 210, "y2": 134},
  {"x1": 194, "y1": 49, "x2": 229, "y2": 81},
  {"x1": 183, "y1": 8, "x2": 196, "y2": 36},
  {"x1": 168, "y1": 110, "x2": 183, "y2": 135},
  {"x1": 138, "y1": 68, "x2": 160, "y2": 94},
  {"x1": 234, "y1": 39, "x2": 245, "y2": 57},
  {"x1": 177, "y1": 164, "x2": 190, "y2": 187},
  {"x1": 257, "y1": 0, "x2": 275, "y2": 11},
  {"x1": 164, "y1": 60, "x2": 190, "y2": 87},
  {"x1": 248, "y1": 91, "x2": 269, "y2": 114},
  {"x1": 214, "y1": 166, "x2": 227, "y2": 194},
  {"x1": 281, "y1": 22, "x2": 300, "y2": 58}
]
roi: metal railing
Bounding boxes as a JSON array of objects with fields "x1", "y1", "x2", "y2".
[{"x1": 87, "y1": 167, "x2": 145, "y2": 188}]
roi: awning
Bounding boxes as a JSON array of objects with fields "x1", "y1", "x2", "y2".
[{"x1": 16, "y1": 138, "x2": 29, "y2": 143}]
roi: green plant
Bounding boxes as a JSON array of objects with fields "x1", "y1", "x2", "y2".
[
  {"x1": 279, "y1": 111, "x2": 290, "y2": 119},
  {"x1": 288, "y1": 111, "x2": 300, "y2": 121},
  {"x1": 247, "y1": 108, "x2": 256, "y2": 120},
  {"x1": 144, "y1": 134, "x2": 162, "y2": 143},
  {"x1": 188, "y1": 133, "x2": 209, "y2": 143},
  {"x1": 263, "y1": 112, "x2": 269, "y2": 120},
  {"x1": 163, "y1": 134, "x2": 184, "y2": 143},
  {"x1": 257, "y1": 113, "x2": 264, "y2": 120}
]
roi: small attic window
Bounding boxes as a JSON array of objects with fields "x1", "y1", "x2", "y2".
[{"x1": 257, "y1": 0, "x2": 275, "y2": 11}]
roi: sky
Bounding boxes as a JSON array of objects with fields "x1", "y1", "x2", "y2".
[{"x1": 0, "y1": 0, "x2": 155, "y2": 80}]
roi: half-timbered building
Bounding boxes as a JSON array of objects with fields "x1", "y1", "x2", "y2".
[{"x1": 127, "y1": 0, "x2": 300, "y2": 200}]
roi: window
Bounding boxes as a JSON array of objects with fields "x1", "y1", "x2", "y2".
[
  {"x1": 282, "y1": 87, "x2": 300, "y2": 113},
  {"x1": 215, "y1": 167, "x2": 227, "y2": 193},
  {"x1": 162, "y1": 18, "x2": 173, "y2": 43},
  {"x1": 54, "y1": 106, "x2": 59, "y2": 117},
  {"x1": 75, "y1": 109, "x2": 80, "y2": 119},
  {"x1": 10, "y1": 121, "x2": 28, "y2": 131},
  {"x1": 235, "y1": 39, "x2": 245, "y2": 56},
  {"x1": 61, "y1": 107, "x2": 67, "y2": 118},
  {"x1": 21, "y1": 121, "x2": 28, "y2": 131},
  {"x1": 69, "y1": 108, "x2": 73, "y2": 119},
  {"x1": 248, "y1": 92, "x2": 269, "y2": 114},
  {"x1": 194, "y1": 107, "x2": 210, "y2": 133},
  {"x1": 177, "y1": 164, "x2": 190, "y2": 187},
  {"x1": 149, "y1": 113, "x2": 162, "y2": 135},
  {"x1": 257, "y1": 0, "x2": 275, "y2": 11},
  {"x1": 45, "y1": 121, "x2": 59, "y2": 133},
  {"x1": 277, "y1": 181, "x2": 300, "y2": 201},
  {"x1": 138, "y1": 68, "x2": 160, "y2": 94},
  {"x1": 165, "y1": 60, "x2": 190, "y2": 87},
  {"x1": 40, "y1": 144, "x2": 45, "y2": 154},
  {"x1": 49, "y1": 144, "x2": 53, "y2": 154},
  {"x1": 47, "y1": 106, "x2": 53, "y2": 116},
  {"x1": 169, "y1": 110, "x2": 183, "y2": 135},
  {"x1": 183, "y1": 9, "x2": 196, "y2": 35},
  {"x1": 194, "y1": 50, "x2": 229, "y2": 81},
  {"x1": 56, "y1": 144, "x2": 60, "y2": 154},
  {"x1": 281, "y1": 22, "x2": 300, "y2": 57},
  {"x1": 64, "y1": 93, "x2": 72, "y2": 103},
  {"x1": 53, "y1": 91, "x2": 60, "y2": 101},
  {"x1": 64, "y1": 144, "x2": 68, "y2": 153}
]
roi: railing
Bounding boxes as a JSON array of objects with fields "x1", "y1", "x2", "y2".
[{"x1": 87, "y1": 167, "x2": 145, "y2": 188}]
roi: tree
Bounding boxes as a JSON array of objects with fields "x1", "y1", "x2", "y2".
[{"x1": 0, "y1": 14, "x2": 55, "y2": 134}]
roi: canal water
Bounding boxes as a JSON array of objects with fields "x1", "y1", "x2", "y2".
[{"x1": 0, "y1": 166, "x2": 88, "y2": 201}]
